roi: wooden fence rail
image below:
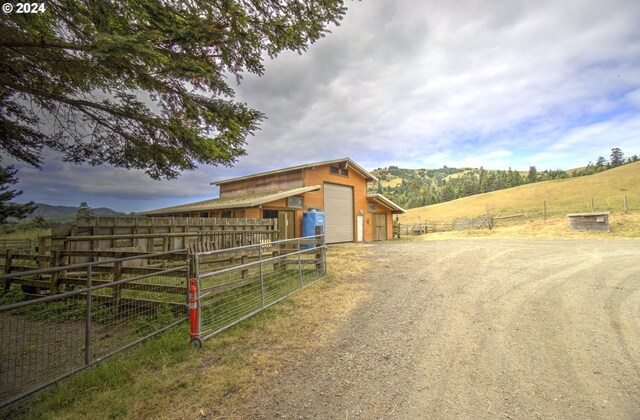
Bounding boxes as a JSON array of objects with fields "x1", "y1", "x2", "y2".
[{"x1": 2, "y1": 249, "x2": 190, "y2": 296}]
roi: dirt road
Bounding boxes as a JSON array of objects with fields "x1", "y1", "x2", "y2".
[{"x1": 240, "y1": 239, "x2": 640, "y2": 419}]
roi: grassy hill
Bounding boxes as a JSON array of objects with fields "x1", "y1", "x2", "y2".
[
  {"x1": 400, "y1": 161, "x2": 640, "y2": 223},
  {"x1": 29, "y1": 203, "x2": 126, "y2": 221}
]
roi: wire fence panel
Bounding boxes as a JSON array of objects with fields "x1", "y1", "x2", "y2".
[
  {"x1": 194, "y1": 235, "x2": 327, "y2": 342},
  {"x1": 0, "y1": 250, "x2": 189, "y2": 409}
]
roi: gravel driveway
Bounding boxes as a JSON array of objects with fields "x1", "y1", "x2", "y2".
[{"x1": 240, "y1": 239, "x2": 640, "y2": 419}]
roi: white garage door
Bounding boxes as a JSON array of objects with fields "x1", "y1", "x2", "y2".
[{"x1": 323, "y1": 183, "x2": 354, "y2": 243}]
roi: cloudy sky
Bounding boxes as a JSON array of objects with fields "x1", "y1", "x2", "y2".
[{"x1": 10, "y1": 0, "x2": 640, "y2": 212}]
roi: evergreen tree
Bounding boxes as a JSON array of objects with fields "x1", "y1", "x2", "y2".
[
  {"x1": 31, "y1": 215, "x2": 49, "y2": 229},
  {"x1": 527, "y1": 166, "x2": 537, "y2": 183},
  {"x1": 610, "y1": 147, "x2": 624, "y2": 167},
  {"x1": 76, "y1": 202, "x2": 95, "y2": 219},
  {"x1": 0, "y1": 166, "x2": 36, "y2": 224},
  {"x1": 1, "y1": 1, "x2": 347, "y2": 179}
]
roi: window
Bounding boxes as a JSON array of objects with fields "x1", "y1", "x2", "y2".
[
  {"x1": 306, "y1": 207, "x2": 321, "y2": 212},
  {"x1": 221, "y1": 210, "x2": 233, "y2": 218},
  {"x1": 200, "y1": 212, "x2": 209, "y2": 218},
  {"x1": 287, "y1": 197, "x2": 303, "y2": 208},
  {"x1": 368, "y1": 203, "x2": 377, "y2": 212},
  {"x1": 330, "y1": 165, "x2": 349, "y2": 177},
  {"x1": 263, "y1": 210, "x2": 278, "y2": 219}
]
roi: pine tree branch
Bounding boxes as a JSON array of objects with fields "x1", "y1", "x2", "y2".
[{"x1": 0, "y1": 38, "x2": 92, "y2": 52}]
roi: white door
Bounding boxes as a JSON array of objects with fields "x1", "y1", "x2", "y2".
[
  {"x1": 323, "y1": 183, "x2": 354, "y2": 243},
  {"x1": 357, "y1": 214, "x2": 364, "y2": 242}
]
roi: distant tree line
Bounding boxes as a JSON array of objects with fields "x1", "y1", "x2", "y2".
[{"x1": 378, "y1": 147, "x2": 638, "y2": 209}]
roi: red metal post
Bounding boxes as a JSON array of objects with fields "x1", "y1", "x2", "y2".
[{"x1": 189, "y1": 277, "x2": 199, "y2": 340}]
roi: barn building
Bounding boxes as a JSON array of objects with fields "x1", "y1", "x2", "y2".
[{"x1": 141, "y1": 158, "x2": 405, "y2": 243}]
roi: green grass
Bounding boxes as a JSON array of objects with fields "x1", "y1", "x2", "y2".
[
  {"x1": 0, "y1": 228, "x2": 51, "y2": 241},
  {"x1": 401, "y1": 161, "x2": 640, "y2": 222},
  {"x1": 5, "y1": 324, "x2": 194, "y2": 420}
]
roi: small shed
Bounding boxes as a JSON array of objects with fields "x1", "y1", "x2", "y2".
[{"x1": 567, "y1": 212, "x2": 610, "y2": 232}]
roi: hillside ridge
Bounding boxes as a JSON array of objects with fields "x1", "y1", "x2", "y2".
[{"x1": 399, "y1": 161, "x2": 640, "y2": 222}]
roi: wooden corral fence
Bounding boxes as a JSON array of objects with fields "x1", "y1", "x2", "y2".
[
  {"x1": 44, "y1": 216, "x2": 277, "y2": 262},
  {"x1": 3, "y1": 248, "x2": 188, "y2": 297},
  {"x1": 3, "y1": 217, "x2": 280, "y2": 294}
]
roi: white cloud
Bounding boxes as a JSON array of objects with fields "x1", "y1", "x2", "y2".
[{"x1": 13, "y1": 0, "x2": 640, "y2": 210}]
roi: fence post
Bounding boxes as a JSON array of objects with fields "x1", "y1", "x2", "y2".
[
  {"x1": 113, "y1": 260, "x2": 123, "y2": 311},
  {"x1": 49, "y1": 250, "x2": 60, "y2": 295},
  {"x1": 241, "y1": 254, "x2": 248, "y2": 279},
  {"x1": 544, "y1": 201, "x2": 547, "y2": 221},
  {"x1": 195, "y1": 255, "x2": 201, "y2": 340},
  {"x1": 259, "y1": 244, "x2": 264, "y2": 308},
  {"x1": 591, "y1": 197, "x2": 595, "y2": 212},
  {"x1": 85, "y1": 265, "x2": 92, "y2": 365},
  {"x1": 3, "y1": 249, "x2": 12, "y2": 293},
  {"x1": 322, "y1": 234, "x2": 327, "y2": 275},
  {"x1": 624, "y1": 195, "x2": 628, "y2": 213},
  {"x1": 273, "y1": 244, "x2": 281, "y2": 272},
  {"x1": 298, "y1": 238, "x2": 302, "y2": 288}
]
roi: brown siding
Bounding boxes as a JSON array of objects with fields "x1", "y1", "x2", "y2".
[
  {"x1": 302, "y1": 164, "x2": 372, "y2": 241},
  {"x1": 244, "y1": 208, "x2": 261, "y2": 218},
  {"x1": 220, "y1": 170, "x2": 304, "y2": 197}
]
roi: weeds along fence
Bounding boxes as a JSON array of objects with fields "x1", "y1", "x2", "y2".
[
  {"x1": 0, "y1": 250, "x2": 189, "y2": 409},
  {"x1": 0, "y1": 239, "x2": 34, "y2": 254},
  {"x1": 191, "y1": 235, "x2": 327, "y2": 344}
]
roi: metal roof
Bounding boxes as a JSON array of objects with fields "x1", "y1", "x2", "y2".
[
  {"x1": 367, "y1": 194, "x2": 406, "y2": 214},
  {"x1": 140, "y1": 185, "x2": 321, "y2": 215},
  {"x1": 211, "y1": 158, "x2": 378, "y2": 185}
]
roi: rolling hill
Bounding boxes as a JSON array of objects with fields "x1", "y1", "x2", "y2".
[
  {"x1": 28, "y1": 203, "x2": 126, "y2": 221},
  {"x1": 400, "y1": 161, "x2": 640, "y2": 223},
  {"x1": 371, "y1": 165, "x2": 556, "y2": 209}
]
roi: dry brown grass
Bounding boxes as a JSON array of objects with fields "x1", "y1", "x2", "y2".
[
  {"x1": 418, "y1": 211, "x2": 640, "y2": 241},
  {"x1": 179, "y1": 246, "x2": 372, "y2": 418},
  {"x1": 401, "y1": 161, "x2": 640, "y2": 223}
]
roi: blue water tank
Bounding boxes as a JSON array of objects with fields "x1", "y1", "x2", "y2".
[{"x1": 302, "y1": 211, "x2": 325, "y2": 248}]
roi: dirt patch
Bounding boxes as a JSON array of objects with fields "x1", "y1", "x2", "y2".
[{"x1": 233, "y1": 239, "x2": 640, "y2": 418}]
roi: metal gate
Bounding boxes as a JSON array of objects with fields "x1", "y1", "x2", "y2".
[{"x1": 190, "y1": 235, "x2": 327, "y2": 345}]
